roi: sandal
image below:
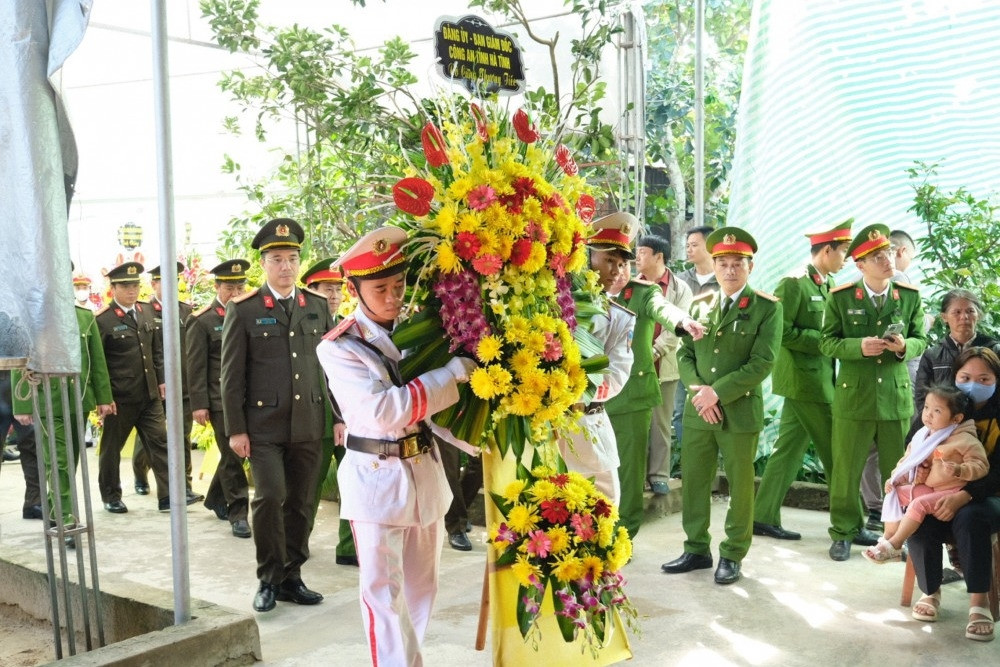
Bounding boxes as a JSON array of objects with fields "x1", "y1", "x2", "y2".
[
  {"x1": 862, "y1": 537, "x2": 903, "y2": 564},
  {"x1": 912, "y1": 591, "x2": 941, "y2": 622},
  {"x1": 966, "y1": 606, "x2": 995, "y2": 642}
]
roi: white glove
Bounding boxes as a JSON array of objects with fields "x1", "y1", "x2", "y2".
[{"x1": 445, "y1": 356, "x2": 477, "y2": 382}]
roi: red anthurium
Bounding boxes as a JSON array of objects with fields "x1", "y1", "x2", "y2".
[
  {"x1": 555, "y1": 144, "x2": 579, "y2": 175},
  {"x1": 470, "y1": 103, "x2": 489, "y2": 142},
  {"x1": 392, "y1": 177, "x2": 435, "y2": 217},
  {"x1": 576, "y1": 194, "x2": 596, "y2": 223},
  {"x1": 512, "y1": 109, "x2": 540, "y2": 143},
  {"x1": 420, "y1": 122, "x2": 449, "y2": 167}
]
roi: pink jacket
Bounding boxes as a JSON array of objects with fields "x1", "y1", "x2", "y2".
[{"x1": 912, "y1": 420, "x2": 989, "y2": 490}]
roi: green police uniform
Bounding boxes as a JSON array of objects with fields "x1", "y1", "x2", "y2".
[
  {"x1": 13, "y1": 306, "x2": 113, "y2": 522},
  {"x1": 607, "y1": 279, "x2": 689, "y2": 538},
  {"x1": 753, "y1": 263, "x2": 837, "y2": 527},
  {"x1": 678, "y1": 285, "x2": 781, "y2": 562},
  {"x1": 819, "y1": 279, "x2": 926, "y2": 542}
]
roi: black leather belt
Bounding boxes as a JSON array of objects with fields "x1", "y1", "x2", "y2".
[
  {"x1": 584, "y1": 402, "x2": 605, "y2": 415},
  {"x1": 346, "y1": 433, "x2": 431, "y2": 459}
]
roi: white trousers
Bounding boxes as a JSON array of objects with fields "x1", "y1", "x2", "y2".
[{"x1": 350, "y1": 518, "x2": 443, "y2": 667}]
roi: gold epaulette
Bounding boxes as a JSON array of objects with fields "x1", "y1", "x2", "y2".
[
  {"x1": 610, "y1": 301, "x2": 636, "y2": 318},
  {"x1": 232, "y1": 288, "x2": 259, "y2": 303},
  {"x1": 629, "y1": 277, "x2": 654, "y2": 287},
  {"x1": 754, "y1": 290, "x2": 779, "y2": 302},
  {"x1": 323, "y1": 317, "x2": 357, "y2": 342},
  {"x1": 95, "y1": 304, "x2": 110, "y2": 316},
  {"x1": 831, "y1": 283, "x2": 855, "y2": 293},
  {"x1": 302, "y1": 286, "x2": 327, "y2": 300},
  {"x1": 193, "y1": 303, "x2": 214, "y2": 317},
  {"x1": 894, "y1": 281, "x2": 919, "y2": 291}
]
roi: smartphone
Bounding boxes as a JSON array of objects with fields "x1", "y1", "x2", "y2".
[{"x1": 882, "y1": 323, "x2": 904, "y2": 340}]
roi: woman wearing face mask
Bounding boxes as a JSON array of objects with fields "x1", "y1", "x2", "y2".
[
  {"x1": 912, "y1": 289, "x2": 996, "y2": 417},
  {"x1": 907, "y1": 346, "x2": 1000, "y2": 641}
]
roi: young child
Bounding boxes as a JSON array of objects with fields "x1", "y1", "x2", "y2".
[{"x1": 864, "y1": 384, "x2": 989, "y2": 564}]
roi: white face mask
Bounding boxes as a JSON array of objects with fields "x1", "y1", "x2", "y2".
[{"x1": 75, "y1": 289, "x2": 90, "y2": 301}]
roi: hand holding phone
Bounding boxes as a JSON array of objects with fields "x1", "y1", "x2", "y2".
[{"x1": 882, "y1": 323, "x2": 904, "y2": 340}]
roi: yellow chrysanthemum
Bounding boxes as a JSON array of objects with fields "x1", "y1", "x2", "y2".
[
  {"x1": 520, "y1": 369, "x2": 548, "y2": 397},
  {"x1": 470, "y1": 367, "x2": 500, "y2": 400},
  {"x1": 509, "y1": 349, "x2": 539, "y2": 377},
  {"x1": 511, "y1": 554, "x2": 540, "y2": 588},
  {"x1": 607, "y1": 528, "x2": 633, "y2": 571},
  {"x1": 581, "y1": 555, "x2": 604, "y2": 579},
  {"x1": 596, "y1": 516, "x2": 616, "y2": 548},
  {"x1": 527, "y1": 479, "x2": 558, "y2": 504},
  {"x1": 476, "y1": 335, "x2": 503, "y2": 363},
  {"x1": 509, "y1": 391, "x2": 542, "y2": 416},
  {"x1": 433, "y1": 202, "x2": 458, "y2": 238},
  {"x1": 552, "y1": 554, "x2": 586, "y2": 583},
  {"x1": 507, "y1": 504, "x2": 540, "y2": 533},
  {"x1": 456, "y1": 210, "x2": 482, "y2": 234},
  {"x1": 505, "y1": 316, "x2": 531, "y2": 342},
  {"x1": 487, "y1": 365, "x2": 514, "y2": 396},
  {"x1": 520, "y1": 242, "x2": 547, "y2": 274},
  {"x1": 502, "y1": 479, "x2": 527, "y2": 503},
  {"x1": 523, "y1": 331, "x2": 547, "y2": 356},
  {"x1": 436, "y1": 241, "x2": 462, "y2": 273},
  {"x1": 531, "y1": 465, "x2": 556, "y2": 479},
  {"x1": 447, "y1": 176, "x2": 474, "y2": 200},
  {"x1": 546, "y1": 525, "x2": 571, "y2": 555}
]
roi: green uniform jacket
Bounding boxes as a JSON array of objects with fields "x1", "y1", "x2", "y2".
[
  {"x1": 678, "y1": 285, "x2": 782, "y2": 433},
  {"x1": 606, "y1": 279, "x2": 688, "y2": 415},
  {"x1": 95, "y1": 300, "x2": 163, "y2": 404},
  {"x1": 12, "y1": 306, "x2": 113, "y2": 416},
  {"x1": 186, "y1": 299, "x2": 226, "y2": 413},
  {"x1": 771, "y1": 265, "x2": 836, "y2": 402},
  {"x1": 221, "y1": 285, "x2": 334, "y2": 443},
  {"x1": 818, "y1": 280, "x2": 927, "y2": 421}
]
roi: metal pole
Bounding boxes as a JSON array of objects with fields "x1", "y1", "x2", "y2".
[
  {"x1": 694, "y1": 0, "x2": 705, "y2": 228},
  {"x1": 150, "y1": 0, "x2": 191, "y2": 624}
]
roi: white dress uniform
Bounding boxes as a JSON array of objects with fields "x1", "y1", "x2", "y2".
[
  {"x1": 316, "y1": 306, "x2": 469, "y2": 667},
  {"x1": 559, "y1": 302, "x2": 635, "y2": 504}
]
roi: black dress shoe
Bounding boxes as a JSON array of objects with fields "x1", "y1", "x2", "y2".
[
  {"x1": 104, "y1": 500, "x2": 128, "y2": 514},
  {"x1": 134, "y1": 482, "x2": 150, "y2": 496},
  {"x1": 336, "y1": 555, "x2": 359, "y2": 567},
  {"x1": 276, "y1": 578, "x2": 323, "y2": 605},
  {"x1": 466, "y1": 520, "x2": 473, "y2": 533},
  {"x1": 253, "y1": 582, "x2": 278, "y2": 612},
  {"x1": 449, "y1": 531, "x2": 473, "y2": 551},
  {"x1": 661, "y1": 552, "x2": 713, "y2": 573},
  {"x1": 231, "y1": 519, "x2": 251, "y2": 538},
  {"x1": 22, "y1": 505, "x2": 43, "y2": 520},
  {"x1": 714, "y1": 557, "x2": 742, "y2": 585},
  {"x1": 752, "y1": 521, "x2": 801, "y2": 541},
  {"x1": 205, "y1": 502, "x2": 229, "y2": 521},
  {"x1": 829, "y1": 540, "x2": 851, "y2": 561},
  {"x1": 853, "y1": 528, "x2": 880, "y2": 546},
  {"x1": 185, "y1": 489, "x2": 205, "y2": 505}
]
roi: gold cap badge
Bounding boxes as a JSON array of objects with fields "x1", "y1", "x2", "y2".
[
  {"x1": 372, "y1": 238, "x2": 389, "y2": 255},
  {"x1": 276, "y1": 224, "x2": 289, "y2": 237},
  {"x1": 723, "y1": 234, "x2": 736, "y2": 244},
  {"x1": 127, "y1": 266, "x2": 137, "y2": 275},
  {"x1": 868, "y1": 229, "x2": 881, "y2": 241}
]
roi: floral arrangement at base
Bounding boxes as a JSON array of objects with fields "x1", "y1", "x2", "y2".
[{"x1": 490, "y1": 464, "x2": 639, "y2": 655}]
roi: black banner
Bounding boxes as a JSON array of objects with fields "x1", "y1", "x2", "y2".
[{"x1": 434, "y1": 15, "x2": 525, "y2": 96}]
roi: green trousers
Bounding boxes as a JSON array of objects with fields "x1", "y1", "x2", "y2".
[
  {"x1": 333, "y1": 443, "x2": 356, "y2": 558},
  {"x1": 681, "y1": 427, "x2": 758, "y2": 562},
  {"x1": 35, "y1": 415, "x2": 83, "y2": 523},
  {"x1": 609, "y1": 407, "x2": 653, "y2": 539},
  {"x1": 754, "y1": 398, "x2": 833, "y2": 526},
  {"x1": 828, "y1": 418, "x2": 906, "y2": 541}
]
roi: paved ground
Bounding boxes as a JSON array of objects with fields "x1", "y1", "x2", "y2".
[{"x1": 1, "y1": 448, "x2": 996, "y2": 666}]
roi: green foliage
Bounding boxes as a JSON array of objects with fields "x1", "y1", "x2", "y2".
[
  {"x1": 644, "y1": 0, "x2": 751, "y2": 255},
  {"x1": 907, "y1": 161, "x2": 1000, "y2": 340}
]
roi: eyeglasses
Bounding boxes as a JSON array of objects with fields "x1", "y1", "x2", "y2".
[{"x1": 264, "y1": 256, "x2": 300, "y2": 267}]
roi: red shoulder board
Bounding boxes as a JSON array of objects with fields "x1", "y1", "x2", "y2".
[
  {"x1": 135, "y1": 303, "x2": 143, "y2": 313},
  {"x1": 297, "y1": 292, "x2": 306, "y2": 307},
  {"x1": 153, "y1": 301, "x2": 162, "y2": 311},
  {"x1": 738, "y1": 296, "x2": 750, "y2": 309},
  {"x1": 262, "y1": 295, "x2": 274, "y2": 309},
  {"x1": 323, "y1": 317, "x2": 357, "y2": 342},
  {"x1": 114, "y1": 307, "x2": 125, "y2": 318}
]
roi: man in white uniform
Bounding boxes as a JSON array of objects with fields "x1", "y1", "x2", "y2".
[{"x1": 316, "y1": 226, "x2": 476, "y2": 667}]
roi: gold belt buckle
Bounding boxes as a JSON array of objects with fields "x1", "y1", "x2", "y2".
[{"x1": 401, "y1": 435, "x2": 421, "y2": 458}]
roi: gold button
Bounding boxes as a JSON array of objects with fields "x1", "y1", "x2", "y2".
[
  {"x1": 371, "y1": 461, "x2": 379, "y2": 470},
  {"x1": 877, "y1": 321, "x2": 882, "y2": 326},
  {"x1": 717, "y1": 331, "x2": 723, "y2": 337},
  {"x1": 714, "y1": 349, "x2": 719, "y2": 353},
  {"x1": 876, "y1": 359, "x2": 882, "y2": 364},
  {"x1": 256, "y1": 400, "x2": 263, "y2": 406},
  {"x1": 877, "y1": 378, "x2": 883, "y2": 383},
  {"x1": 638, "y1": 371, "x2": 644, "y2": 376},
  {"x1": 842, "y1": 383, "x2": 847, "y2": 388},
  {"x1": 289, "y1": 331, "x2": 295, "y2": 337},
  {"x1": 711, "y1": 368, "x2": 716, "y2": 373},
  {"x1": 295, "y1": 394, "x2": 300, "y2": 400},
  {"x1": 263, "y1": 332, "x2": 268, "y2": 337},
  {"x1": 414, "y1": 456, "x2": 422, "y2": 464},
  {"x1": 745, "y1": 391, "x2": 750, "y2": 396},
  {"x1": 295, "y1": 373, "x2": 300, "y2": 379},
  {"x1": 292, "y1": 352, "x2": 297, "y2": 358}
]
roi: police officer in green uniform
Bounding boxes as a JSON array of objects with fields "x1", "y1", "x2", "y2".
[
  {"x1": 13, "y1": 295, "x2": 114, "y2": 535},
  {"x1": 300, "y1": 258, "x2": 357, "y2": 566},
  {"x1": 753, "y1": 219, "x2": 852, "y2": 540},
  {"x1": 819, "y1": 223, "x2": 927, "y2": 561},
  {"x1": 133, "y1": 263, "x2": 202, "y2": 505},
  {"x1": 188, "y1": 259, "x2": 252, "y2": 538},
  {"x1": 589, "y1": 212, "x2": 706, "y2": 539},
  {"x1": 662, "y1": 227, "x2": 781, "y2": 585},
  {"x1": 95, "y1": 262, "x2": 173, "y2": 513},
  {"x1": 221, "y1": 218, "x2": 336, "y2": 612}
]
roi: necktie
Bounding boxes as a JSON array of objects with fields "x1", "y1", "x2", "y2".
[
  {"x1": 874, "y1": 294, "x2": 885, "y2": 310},
  {"x1": 126, "y1": 310, "x2": 137, "y2": 325},
  {"x1": 721, "y1": 297, "x2": 732, "y2": 316},
  {"x1": 281, "y1": 298, "x2": 292, "y2": 317}
]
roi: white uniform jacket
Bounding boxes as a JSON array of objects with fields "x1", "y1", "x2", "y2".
[
  {"x1": 561, "y1": 302, "x2": 635, "y2": 473},
  {"x1": 316, "y1": 307, "x2": 462, "y2": 527}
]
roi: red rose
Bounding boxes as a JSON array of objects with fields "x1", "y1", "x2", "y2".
[
  {"x1": 575, "y1": 194, "x2": 596, "y2": 223},
  {"x1": 555, "y1": 144, "x2": 579, "y2": 175},
  {"x1": 512, "y1": 109, "x2": 539, "y2": 143},
  {"x1": 420, "y1": 122, "x2": 448, "y2": 167},
  {"x1": 510, "y1": 238, "x2": 532, "y2": 266},
  {"x1": 470, "y1": 103, "x2": 489, "y2": 142},
  {"x1": 392, "y1": 177, "x2": 435, "y2": 217}
]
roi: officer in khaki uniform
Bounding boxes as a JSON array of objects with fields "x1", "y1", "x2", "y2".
[
  {"x1": 188, "y1": 259, "x2": 251, "y2": 538},
  {"x1": 95, "y1": 262, "x2": 172, "y2": 513},
  {"x1": 753, "y1": 219, "x2": 852, "y2": 540},
  {"x1": 819, "y1": 223, "x2": 927, "y2": 561},
  {"x1": 662, "y1": 227, "x2": 781, "y2": 585},
  {"x1": 133, "y1": 262, "x2": 201, "y2": 505},
  {"x1": 590, "y1": 213, "x2": 706, "y2": 539},
  {"x1": 221, "y1": 219, "x2": 335, "y2": 612}
]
